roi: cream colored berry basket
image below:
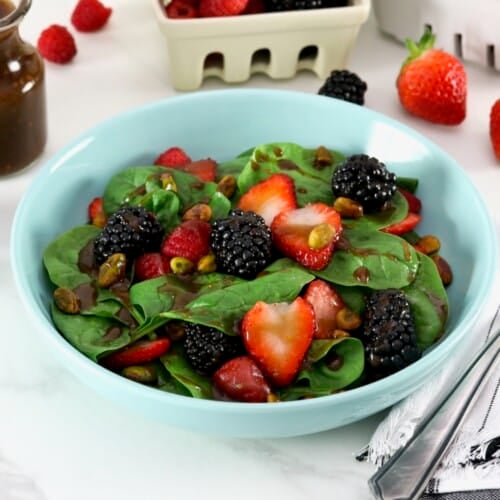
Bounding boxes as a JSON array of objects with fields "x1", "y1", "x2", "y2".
[
  {"x1": 373, "y1": 0, "x2": 500, "y2": 71},
  {"x1": 152, "y1": 0, "x2": 371, "y2": 91}
]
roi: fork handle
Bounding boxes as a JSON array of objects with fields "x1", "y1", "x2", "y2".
[{"x1": 368, "y1": 330, "x2": 500, "y2": 500}]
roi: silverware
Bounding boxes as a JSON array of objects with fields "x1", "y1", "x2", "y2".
[{"x1": 368, "y1": 329, "x2": 500, "y2": 500}]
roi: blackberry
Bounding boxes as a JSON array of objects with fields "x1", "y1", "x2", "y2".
[
  {"x1": 265, "y1": 0, "x2": 348, "y2": 11},
  {"x1": 183, "y1": 323, "x2": 244, "y2": 375},
  {"x1": 210, "y1": 209, "x2": 273, "y2": 279},
  {"x1": 318, "y1": 69, "x2": 367, "y2": 105},
  {"x1": 362, "y1": 289, "x2": 420, "y2": 378},
  {"x1": 93, "y1": 206, "x2": 164, "y2": 265},
  {"x1": 332, "y1": 154, "x2": 397, "y2": 213}
]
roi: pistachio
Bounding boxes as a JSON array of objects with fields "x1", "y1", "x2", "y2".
[
  {"x1": 333, "y1": 197, "x2": 364, "y2": 219},
  {"x1": 121, "y1": 365, "x2": 158, "y2": 384},
  {"x1": 332, "y1": 329, "x2": 351, "y2": 339},
  {"x1": 308, "y1": 223, "x2": 336, "y2": 249},
  {"x1": 432, "y1": 254, "x2": 453, "y2": 287},
  {"x1": 267, "y1": 393, "x2": 280, "y2": 403},
  {"x1": 170, "y1": 256, "x2": 194, "y2": 275},
  {"x1": 160, "y1": 173, "x2": 177, "y2": 192},
  {"x1": 336, "y1": 308, "x2": 362, "y2": 331},
  {"x1": 216, "y1": 175, "x2": 237, "y2": 198},
  {"x1": 98, "y1": 253, "x2": 127, "y2": 288},
  {"x1": 314, "y1": 145, "x2": 333, "y2": 167},
  {"x1": 53, "y1": 287, "x2": 80, "y2": 314},
  {"x1": 197, "y1": 253, "x2": 217, "y2": 274},
  {"x1": 417, "y1": 235, "x2": 441, "y2": 255},
  {"x1": 182, "y1": 203, "x2": 212, "y2": 222}
]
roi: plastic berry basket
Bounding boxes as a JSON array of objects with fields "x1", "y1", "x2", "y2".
[
  {"x1": 151, "y1": 0, "x2": 371, "y2": 91},
  {"x1": 372, "y1": 0, "x2": 500, "y2": 71}
]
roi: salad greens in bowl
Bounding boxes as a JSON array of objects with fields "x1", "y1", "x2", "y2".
[{"x1": 10, "y1": 89, "x2": 496, "y2": 438}]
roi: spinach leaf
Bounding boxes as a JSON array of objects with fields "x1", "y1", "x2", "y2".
[
  {"x1": 315, "y1": 227, "x2": 419, "y2": 289},
  {"x1": 161, "y1": 267, "x2": 315, "y2": 334},
  {"x1": 209, "y1": 191, "x2": 232, "y2": 220},
  {"x1": 279, "y1": 337, "x2": 364, "y2": 401},
  {"x1": 43, "y1": 225, "x2": 100, "y2": 289},
  {"x1": 216, "y1": 154, "x2": 251, "y2": 179},
  {"x1": 344, "y1": 191, "x2": 408, "y2": 230},
  {"x1": 396, "y1": 176, "x2": 419, "y2": 193},
  {"x1": 51, "y1": 304, "x2": 135, "y2": 362},
  {"x1": 129, "y1": 276, "x2": 174, "y2": 322},
  {"x1": 139, "y1": 189, "x2": 180, "y2": 233},
  {"x1": 403, "y1": 252, "x2": 449, "y2": 350},
  {"x1": 160, "y1": 344, "x2": 213, "y2": 399},
  {"x1": 103, "y1": 166, "x2": 164, "y2": 214},
  {"x1": 236, "y1": 142, "x2": 343, "y2": 206}
]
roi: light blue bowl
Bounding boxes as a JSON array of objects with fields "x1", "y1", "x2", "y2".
[{"x1": 11, "y1": 89, "x2": 497, "y2": 438}]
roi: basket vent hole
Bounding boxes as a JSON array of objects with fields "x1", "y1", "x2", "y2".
[
  {"x1": 251, "y1": 49, "x2": 271, "y2": 66},
  {"x1": 487, "y1": 44, "x2": 495, "y2": 68},
  {"x1": 454, "y1": 33, "x2": 463, "y2": 58},
  {"x1": 299, "y1": 45, "x2": 318, "y2": 62},
  {"x1": 204, "y1": 52, "x2": 224, "y2": 71}
]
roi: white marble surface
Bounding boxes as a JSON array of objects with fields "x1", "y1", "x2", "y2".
[{"x1": 1, "y1": 1, "x2": 499, "y2": 499}]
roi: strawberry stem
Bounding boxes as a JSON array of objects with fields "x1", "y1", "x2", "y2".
[{"x1": 402, "y1": 27, "x2": 436, "y2": 66}]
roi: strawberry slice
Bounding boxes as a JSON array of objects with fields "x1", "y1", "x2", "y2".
[
  {"x1": 241, "y1": 297, "x2": 315, "y2": 387},
  {"x1": 88, "y1": 196, "x2": 103, "y2": 220},
  {"x1": 271, "y1": 203, "x2": 342, "y2": 270},
  {"x1": 303, "y1": 279, "x2": 345, "y2": 339},
  {"x1": 237, "y1": 173, "x2": 297, "y2": 226},
  {"x1": 101, "y1": 338, "x2": 171, "y2": 371},
  {"x1": 213, "y1": 356, "x2": 271, "y2": 403},
  {"x1": 182, "y1": 159, "x2": 217, "y2": 183},
  {"x1": 398, "y1": 188, "x2": 422, "y2": 213},
  {"x1": 161, "y1": 219, "x2": 211, "y2": 263},
  {"x1": 134, "y1": 252, "x2": 171, "y2": 282},
  {"x1": 381, "y1": 212, "x2": 422, "y2": 236}
]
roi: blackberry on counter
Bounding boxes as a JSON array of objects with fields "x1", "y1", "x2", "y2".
[
  {"x1": 183, "y1": 323, "x2": 244, "y2": 375},
  {"x1": 362, "y1": 289, "x2": 421, "y2": 378},
  {"x1": 265, "y1": 0, "x2": 348, "y2": 11},
  {"x1": 210, "y1": 209, "x2": 273, "y2": 279},
  {"x1": 93, "y1": 206, "x2": 164, "y2": 265},
  {"x1": 332, "y1": 154, "x2": 397, "y2": 213},
  {"x1": 318, "y1": 69, "x2": 367, "y2": 105}
]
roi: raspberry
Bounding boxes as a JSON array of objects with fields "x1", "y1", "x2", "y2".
[
  {"x1": 199, "y1": 0, "x2": 249, "y2": 17},
  {"x1": 134, "y1": 253, "x2": 171, "y2": 282},
  {"x1": 161, "y1": 219, "x2": 211, "y2": 264},
  {"x1": 154, "y1": 147, "x2": 192, "y2": 167},
  {"x1": 37, "y1": 25, "x2": 77, "y2": 64},
  {"x1": 71, "y1": 0, "x2": 112, "y2": 33},
  {"x1": 166, "y1": 0, "x2": 199, "y2": 18}
]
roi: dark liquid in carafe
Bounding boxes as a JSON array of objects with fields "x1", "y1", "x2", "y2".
[{"x1": 0, "y1": 0, "x2": 47, "y2": 176}]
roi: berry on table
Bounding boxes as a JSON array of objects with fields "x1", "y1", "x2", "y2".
[
  {"x1": 71, "y1": 0, "x2": 112, "y2": 32},
  {"x1": 318, "y1": 69, "x2": 367, "y2": 105},
  {"x1": 210, "y1": 209, "x2": 273, "y2": 279},
  {"x1": 396, "y1": 28, "x2": 467, "y2": 125},
  {"x1": 489, "y1": 99, "x2": 500, "y2": 160},
  {"x1": 362, "y1": 289, "x2": 420, "y2": 378},
  {"x1": 183, "y1": 323, "x2": 244, "y2": 375},
  {"x1": 199, "y1": 0, "x2": 249, "y2": 17},
  {"x1": 332, "y1": 154, "x2": 397, "y2": 213},
  {"x1": 165, "y1": 0, "x2": 199, "y2": 18},
  {"x1": 37, "y1": 25, "x2": 77, "y2": 64},
  {"x1": 93, "y1": 206, "x2": 164, "y2": 265}
]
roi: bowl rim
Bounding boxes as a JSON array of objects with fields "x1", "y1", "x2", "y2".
[{"x1": 10, "y1": 87, "x2": 498, "y2": 415}]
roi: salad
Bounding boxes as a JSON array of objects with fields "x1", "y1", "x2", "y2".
[{"x1": 43, "y1": 142, "x2": 451, "y2": 403}]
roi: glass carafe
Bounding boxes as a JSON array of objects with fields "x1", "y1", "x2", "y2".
[{"x1": 0, "y1": 0, "x2": 47, "y2": 177}]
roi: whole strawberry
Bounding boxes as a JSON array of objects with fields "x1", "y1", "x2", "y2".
[
  {"x1": 490, "y1": 99, "x2": 500, "y2": 160},
  {"x1": 397, "y1": 28, "x2": 467, "y2": 125}
]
